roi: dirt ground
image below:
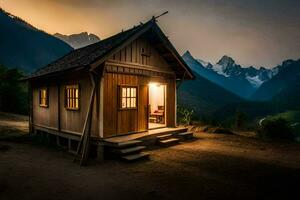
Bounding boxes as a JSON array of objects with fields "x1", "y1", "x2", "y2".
[{"x1": 0, "y1": 114, "x2": 300, "y2": 200}]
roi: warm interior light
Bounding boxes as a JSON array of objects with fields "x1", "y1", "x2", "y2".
[
  {"x1": 148, "y1": 82, "x2": 160, "y2": 87},
  {"x1": 149, "y1": 83, "x2": 165, "y2": 113}
]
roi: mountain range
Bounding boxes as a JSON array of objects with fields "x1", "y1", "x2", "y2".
[
  {"x1": 182, "y1": 51, "x2": 293, "y2": 99},
  {"x1": 54, "y1": 32, "x2": 100, "y2": 49},
  {"x1": 0, "y1": 8, "x2": 73, "y2": 72},
  {"x1": 180, "y1": 51, "x2": 300, "y2": 120}
]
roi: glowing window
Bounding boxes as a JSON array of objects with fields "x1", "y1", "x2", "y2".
[
  {"x1": 120, "y1": 86, "x2": 137, "y2": 109},
  {"x1": 39, "y1": 88, "x2": 48, "y2": 107},
  {"x1": 65, "y1": 84, "x2": 80, "y2": 110}
]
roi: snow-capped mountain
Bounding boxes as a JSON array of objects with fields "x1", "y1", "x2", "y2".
[
  {"x1": 182, "y1": 51, "x2": 289, "y2": 99},
  {"x1": 182, "y1": 51, "x2": 256, "y2": 98},
  {"x1": 197, "y1": 55, "x2": 277, "y2": 88}
]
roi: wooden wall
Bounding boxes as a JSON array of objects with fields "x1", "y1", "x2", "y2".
[
  {"x1": 102, "y1": 36, "x2": 177, "y2": 138},
  {"x1": 103, "y1": 72, "x2": 176, "y2": 137},
  {"x1": 32, "y1": 82, "x2": 59, "y2": 130},
  {"x1": 109, "y1": 37, "x2": 172, "y2": 72},
  {"x1": 32, "y1": 71, "x2": 99, "y2": 138}
]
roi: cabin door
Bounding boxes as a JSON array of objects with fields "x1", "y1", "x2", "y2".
[
  {"x1": 138, "y1": 85, "x2": 148, "y2": 131},
  {"x1": 148, "y1": 83, "x2": 166, "y2": 129}
]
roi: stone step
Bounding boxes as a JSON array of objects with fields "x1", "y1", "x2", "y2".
[
  {"x1": 122, "y1": 152, "x2": 150, "y2": 161},
  {"x1": 157, "y1": 133, "x2": 173, "y2": 140},
  {"x1": 158, "y1": 138, "x2": 179, "y2": 146},
  {"x1": 114, "y1": 146, "x2": 146, "y2": 155},
  {"x1": 177, "y1": 132, "x2": 193, "y2": 139},
  {"x1": 115, "y1": 140, "x2": 142, "y2": 148}
]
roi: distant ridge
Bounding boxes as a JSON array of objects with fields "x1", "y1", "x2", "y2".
[
  {"x1": 251, "y1": 59, "x2": 300, "y2": 103},
  {"x1": 54, "y1": 32, "x2": 100, "y2": 49},
  {"x1": 0, "y1": 8, "x2": 73, "y2": 72}
]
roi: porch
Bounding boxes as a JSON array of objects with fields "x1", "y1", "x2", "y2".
[
  {"x1": 103, "y1": 127, "x2": 188, "y2": 144},
  {"x1": 102, "y1": 127, "x2": 193, "y2": 161}
]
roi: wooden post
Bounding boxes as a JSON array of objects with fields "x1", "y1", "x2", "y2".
[{"x1": 74, "y1": 71, "x2": 97, "y2": 166}]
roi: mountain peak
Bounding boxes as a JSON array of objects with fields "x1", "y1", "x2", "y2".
[
  {"x1": 54, "y1": 32, "x2": 100, "y2": 49},
  {"x1": 217, "y1": 55, "x2": 235, "y2": 67},
  {"x1": 183, "y1": 50, "x2": 192, "y2": 57}
]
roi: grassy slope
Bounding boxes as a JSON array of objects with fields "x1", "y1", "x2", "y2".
[{"x1": 263, "y1": 111, "x2": 300, "y2": 138}]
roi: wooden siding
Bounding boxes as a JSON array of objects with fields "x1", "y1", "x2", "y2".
[
  {"x1": 32, "y1": 83, "x2": 59, "y2": 130},
  {"x1": 103, "y1": 72, "x2": 176, "y2": 137},
  {"x1": 102, "y1": 36, "x2": 177, "y2": 137},
  {"x1": 109, "y1": 37, "x2": 172, "y2": 72},
  {"x1": 32, "y1": 71, "x2": 100, "y2": 138}
]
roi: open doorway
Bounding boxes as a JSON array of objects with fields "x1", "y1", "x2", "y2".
[{"x1": 148, "y1": 82, "x2": 166, "y2": 129}]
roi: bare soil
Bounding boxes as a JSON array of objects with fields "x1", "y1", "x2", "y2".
[{"x1": 0, "y1": 113, "x2": 300, "y2": 200}]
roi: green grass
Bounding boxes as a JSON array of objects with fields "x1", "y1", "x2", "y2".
[
  {"x1": 265, "y1": 110, "x2": 300, "y2": 139},
  {"x1": 267, "y1": 110, "x2": 300, "y2": 122}
]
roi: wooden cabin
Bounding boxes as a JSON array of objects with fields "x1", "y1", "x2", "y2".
[{"x1": 25, "y1": 19, "x2": 194, "y2": 162}]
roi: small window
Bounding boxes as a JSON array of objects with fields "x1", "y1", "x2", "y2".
[
  {"x1": 39, "y1": 88, "x2": 48, "y2": 107},
  {"x1": 65, "y1": 84, "x2": 80, "y2": 110},
  {"x1": 120, "y1": 86, "x2": 137, "y2": 109}
]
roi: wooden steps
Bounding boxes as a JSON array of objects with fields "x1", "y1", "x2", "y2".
[
  {"x1": 157, "y1": 133, "x2": 179, "y2": 146},
  {"x1": 122, "y1": 152, "x2": 150, "y2": 161},
  {"x1": 156, "y1": 133, "x2": 173, "y2": 140},
  {"x1": 177, "y1": 132, "x2": 193, "y2": 139},
  {"x1": 104, "y1": 128, "x2": 194, "y2": 161},
  {"x1": 106, "y1": 140, "x2": 149, "y2": 162},
  {"x1": 158, "y1": 138, "x2": 179, "y2": 146},
  {"x1": 157, "y1": 130, "x2": 194, "y2": 147},
  {"x1": 114, "y1": 146, "x2": 146, "y2": 154},
  {"x1": 115, "y1": 140, "x2": 142, "y2": 148}
]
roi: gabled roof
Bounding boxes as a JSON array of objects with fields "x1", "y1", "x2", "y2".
[{"x1": 25, "y1": 19, "x2": 195, "y2": 80}]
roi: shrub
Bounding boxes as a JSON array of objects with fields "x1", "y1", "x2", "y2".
[
  {"x1": 177, "y1": 106, "x2": 194, "y2": 126},
  {"x1": 257, "y1": 118, "x2": 294, "y2": 140}
]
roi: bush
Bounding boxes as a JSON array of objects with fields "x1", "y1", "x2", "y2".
[
  {"x1": 257, "y1": 118, "x2": 294, "y2": 140},
  {"x1": 177, "y1": 106, "x2": 194, "y2": 126}
]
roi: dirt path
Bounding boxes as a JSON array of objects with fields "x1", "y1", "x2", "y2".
[
  {"x1": 0, "y1": 131, "x2": 299, "y2": 200},
  {"x1": 0, "y1": 112, "x2": 28, "y2": 139},
  {"x1": 0, "y1": 113, "x2": 300, "y2": 200}
]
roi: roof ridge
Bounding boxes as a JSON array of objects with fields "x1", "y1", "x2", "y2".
[{"x1": 29, "y1": 21, "x2": 151, "y2": 77}]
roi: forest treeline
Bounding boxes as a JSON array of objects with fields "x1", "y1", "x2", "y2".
[{"x1": 0, "y1": 65, "x2": 28, "y2": 114}]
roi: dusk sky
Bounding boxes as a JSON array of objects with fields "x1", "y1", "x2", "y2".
[{"x1": 1, "y1": 0, "x2": 299, "y2": 67}]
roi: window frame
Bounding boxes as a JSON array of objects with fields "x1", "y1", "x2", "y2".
[
  {"x1": 119, "y1": 85, "x2": 138, "y2": 110},
  {"x1": 65, "y1": 84, "x2": 80, "y2": 111},
  {"x1": 39, "y1": 87, "x2": 49, "y2": 108}
]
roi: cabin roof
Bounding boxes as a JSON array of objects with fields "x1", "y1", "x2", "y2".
[{"x1": 25, "y1": 19, "x2": 195, "y2": 80}]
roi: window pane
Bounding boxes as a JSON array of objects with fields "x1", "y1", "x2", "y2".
[
  {"x1": 122, "y1": 98, "x2": 126, "y2": 108},
  {"x1": 131, "y1": 88, "x2": 136, "y2": 97},
  {"x1": 75, "y1": 99, "x2": 79, "y2": 108},
  {"x1": 126, "y1": 98, "x2": 130, "y2": 107},
  {"x1": 131, "y1": 98, "x2": 136, "y2": 107},
  {"x1": 127, "y1": 88, "x2": 131, "y2": 97},
  {"x1": 122, "y1": 88, "x2": 126, "y2": 98},
  {"x1": 75, "y1": 89, "x2": 79, "y2": 98}
]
